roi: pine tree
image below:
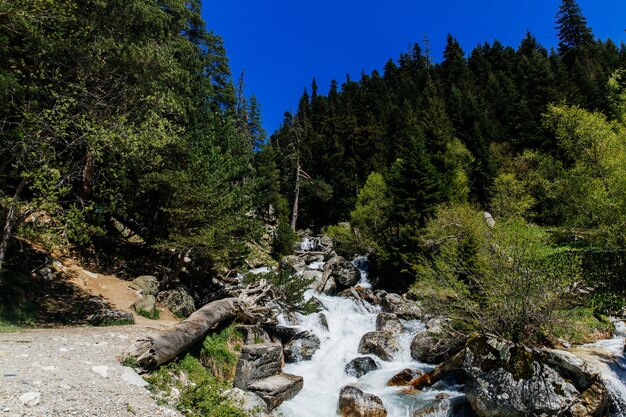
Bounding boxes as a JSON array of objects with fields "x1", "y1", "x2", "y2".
[{"x1": 555, "y1": 0, "x2": 594, "y2": 53}]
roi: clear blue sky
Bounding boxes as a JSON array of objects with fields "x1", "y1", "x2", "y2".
[{"x1": 202, "y1": 0, "x2": 625, "y2": 134}]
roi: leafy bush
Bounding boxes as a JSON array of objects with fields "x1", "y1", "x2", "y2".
[
  {"x1": 200, "y1": 325, "x2": 244, "y2": 382},
  {"x1": 412, "y1": 204, "x2": 582, "y2": 345}
]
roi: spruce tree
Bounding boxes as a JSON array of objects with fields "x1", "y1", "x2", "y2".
[{"x1": 555, "y1": 0, "x2": 594, "y2": 53}]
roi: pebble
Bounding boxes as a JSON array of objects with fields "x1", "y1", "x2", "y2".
[
  {"x1": 91, "y1": 365, "x2": 109, "y2": 378},
  {"x1": 19, "y1": 392, "x2": 41, "y2": 407},
  {"x1": 121, "y1": 367, "x2": 149, "y2": 387}
]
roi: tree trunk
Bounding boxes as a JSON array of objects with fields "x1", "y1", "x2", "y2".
[
  {"x1": 124, "y1": 297, "x2": 245, "y2": 370},
  {"x1": 409, "y1": 350, "x2": 464, "y2": 390},
  {"x1": 290, "y1": 155, "x2": 300, "y2": 231},
  {"x1": 0, "y1": 178, "x2": 27, "y2": 277}
]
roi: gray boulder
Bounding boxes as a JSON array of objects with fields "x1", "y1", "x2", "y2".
[
  {"x1": 358, "y1": 331, "x2": 399, "y2": 362},
  {"x1": 283, "y1": 331, "x2": 321, "y2": 362},
  {"x1": 410, "y1": 330, "x2": 448, "y2": 364},
  {"x1": 129, "y1": 275, "x2": 159, "y2": 296},
  {"x1": 156, "y1": 288, "x2": 195, "y2": 317},
  {"x1": 463, "y1": 335, "x2": 608, "y2": 417},
  {"x1": 132, "y1": 294, "x2": 156, "y2": 316},
  {"x1": 280, "y1": 255, "x2": 307, "y2": 274},
  {"x1": 337, "y1": 385, "x2": 387, "y2": 417},
  {"x1": 345, "y1": 357, "x2": 379, "y2": 378},
  {"x1": 303, "y1": 269, "x2": 323, "y2": 288},
  {"x1": 236, "y1": 325, "x2": 272, "y2": 345},
  {"x1": 330, "y1": 260, "x2": 360, "y2": 288},
  {"x1": 318, "y1": 313, "x2": 329, "y2": 331},
  {"x1": 247, "y1": 373, "x2": 304, "y2": 411},
  {"x1": 225, "y1": 388, "x2": 268, "y2": 416},
  {"x1": 380, "y1": 293, "x2": 423, "y2": 320},
  {"x1": 234, "y1": 344, "x2": 283, "y2": 389},
  {"x1": 375, "y1": 313, "x2": 403, "y2": 333},
  {"x1": 322, "y1": 276, "x2": 337, "y2": 295}
]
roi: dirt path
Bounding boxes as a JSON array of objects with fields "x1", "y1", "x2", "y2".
[
  {"x1": 0, "y1": 257, "x2": 183, "y2": 416},
  {"x1": 0, "y1": 324, "x2": 182, "y2": 417}
]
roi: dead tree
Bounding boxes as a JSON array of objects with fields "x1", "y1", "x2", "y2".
[{"x1": 123, "y1": 280, "x2": 277, "y2": 371}]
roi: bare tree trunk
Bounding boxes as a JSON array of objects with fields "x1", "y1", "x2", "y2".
[
  {"x1": 0, "y1": 178, "x2": 27, "y2": 277},
  {"x1": 290, "y1": 154, "x2": 300, "y2": 231},
  {"x1": 124, "y1": 297, "x2": 245, "y2": 370},
  {"x1": 409, "y1": 350, "x2": 464, "y2": 390}
]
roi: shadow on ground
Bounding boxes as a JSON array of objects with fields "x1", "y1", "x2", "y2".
[{"x1": 0, "y1": 247, "x2": 113, "y2": 326}]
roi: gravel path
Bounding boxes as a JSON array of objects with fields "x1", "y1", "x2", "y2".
[{"x1": 0, "y1": 324, "x2": 182, "y2": 417}]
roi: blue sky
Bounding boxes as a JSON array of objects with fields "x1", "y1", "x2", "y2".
[{"x1": 202, "y1": 0, "x2": 625, "y2": 134}]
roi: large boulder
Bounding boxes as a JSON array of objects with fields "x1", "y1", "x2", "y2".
[
  {"x1": 321, "y1": 276, "x2": 338, "y2": 295},
  {"x1": 129, "y1": 275, "x2": 159, "y2": 296},
  {"x1": 132, "y1": 294, "x2": 156, "y2": 316},
  {"x1": 338, "y1": 385, "x2": 387, "y2": 417},
  {"x1": 410, "y1": 330, "x2": 449, "y2": 364},
  {"x1": 280, "y1": 255, "x2": 307, "y2": 274},
  {"x1": 380, "y1": 293, "x2": 423, "y2": 320},
  {"x1": 234, "y1": 344, "x2": 283, "y2": 389},
  {"x1": 345, "y1": 357, "x2": 379, "y2": 378},
  {"x1": 330, "y1": 260, "x2": 360, "y2": 288},
  {"x1": 283, "y1": 331, "x2": 321, "y2": 362},
  {"x1": 463, "y1": 335, "x2": 608, "y2": 417},
  {"x1": 358, "y1": 331, "x2": 399, "y2": 362},
  {"x1": 321, "y1": 256, "x2": 359, "y2": 291},
  {"x1": 246, "y1": 373, "x2": 304, "y2": 411},
  {"x1": 156, "y1": 288, "x2": 196, "y2": 317},
  {"x1": 225, "y1": 388, "x2": 268, "y2": 416},
  {"x1": 236, "y1": 325, "x2": 272, "y2": 345},
  {"x1": 303, "y1": 269, "x2": 323, "y2": 288},
  {"x1": 376, "y1": 313, "x2": 403, "y2": 334}
]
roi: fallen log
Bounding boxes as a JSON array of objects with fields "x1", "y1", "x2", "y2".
[
  {"x1": 124, "y1": 280, "x2": 277, "y2": 371},
  {"x1": 409, "y1": 350, "x2": 464, "y2": 390}
]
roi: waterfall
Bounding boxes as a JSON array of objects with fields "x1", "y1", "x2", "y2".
[{"x1": 277, "y1": 258, "x2": 463, "y2": 417}]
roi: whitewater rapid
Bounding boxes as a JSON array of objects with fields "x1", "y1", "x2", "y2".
[{"x1": 276, "y1": 258, "x2": 463, "y2": 417}]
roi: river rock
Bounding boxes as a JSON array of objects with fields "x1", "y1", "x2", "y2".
[
  {"x1": 463, "y1": 335, "x2": 608, "y2": 417},
  {"x1": 345, "y1": 357, "x2": 379, "y2": 378},
  {"x1": 358, "y1": 331, "x2": 399, "y2": 361},
  {"x1": 225, "y1": 388, "x2": 269, "y2": 416},
  {"x1": 132, "y1": 294, "x2": 156, "y2": 316},
  {"x1": 234, "y1": 344, "x2": 283, "y2": 389},
  {"x1": 129, "y1": 275, "x2": 159, "y2": 296},
  {"x1": 330, "y1": 260, "x2": 360, "y2": 288},
  {"x1": 376, "y1": 313, "x2": 403, "y2": 333},
  {"x1": 386, "y1": 368, "x2": 424, "y2": 386},
  {"x1": 303, "y1": 269, "x2": 323, "y2": 287},
  {"x1": 156, "y1": 288, "x2": 195, "y2": 317},
  {"x1": 280, "y1": 255, "x2": 307, "y2": 274},
  {"x1": 412, "y1": 395, "x2": 473, "y2": 417},
  {"x1": 318, "y1": 313, "x2": 329, "y2": 331},
  {"x1": 247, "y1": 373, "x2": 304, "y2": 411},
  {"x1": 380, "y1": 293, "x2": 423, "y2": 320},
  {"x1": 338, "y1": 385, "x2": 387, "y2": 417},
  {"x1": 283, "y1": 331, "x2": 321, "y2": 362},
  {"x1": 410, "y1": 330, "x2": 448, "y2": 364},
  {"x1": 236, "y1": 325, "x2": 272, "y2": 345},
  {"x1": 322, "y1": 276, "x2": 337, "y2": 295}
]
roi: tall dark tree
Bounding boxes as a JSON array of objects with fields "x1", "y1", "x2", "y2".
[{"x1": 555, "y1": 0, "x2": 594, "y2": 53}]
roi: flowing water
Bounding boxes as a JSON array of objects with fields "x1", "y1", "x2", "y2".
[
  {"x1": 573, "y1": 321, "x2": 626, "y2": 416},
  {"x1": 277, "y1": 256, "x2": 464, "y2": 417}
]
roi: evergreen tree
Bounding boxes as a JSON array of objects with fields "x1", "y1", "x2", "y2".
[{"x1": 555, "y1": 0, "x2": 594, "y2": 53}]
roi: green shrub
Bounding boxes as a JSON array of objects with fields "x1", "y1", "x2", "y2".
[
  {"x1": 137, "y1": 308, "x2": 160, "y2": 320},
  {"x1": 412, "y1": 204, "x2": 582, "y2": 345}
]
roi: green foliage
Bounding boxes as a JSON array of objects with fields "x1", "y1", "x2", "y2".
[
  {"x1": 350, "y1": 172, "x2": 392, "y2": 249},
  {"x1": 552, "y1": 307, "x2": 613, "y2": 344},
  {"x1": 324, "y1": 223, "x2": 371, "y2": 258},
  {"x1": 199, "y1": 325, "x2": 244, "y2": 382},
  {"x1": 243, "y1": 270, "x2": 313, "y2": 312},
  {"x1": 146, "y1": 327, "x2": 249, "y2": 417},
  {"x1": 272, "y1": 216, "x2": 297, "y2": 259},
  {"x1": 121, "y1": 355, "x2": 140, "y2": 369},
  {"x1": 137, "y1": 309, "x2": 160, "y2": 320},
  {"x1": 412, "y1": 205, "x2": 581, "y2": 345},
  {"x1": 490, "y1": 173, "x2": 536, "y2": 220}
]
